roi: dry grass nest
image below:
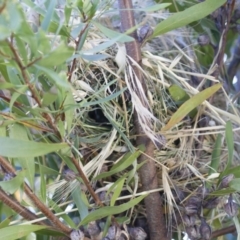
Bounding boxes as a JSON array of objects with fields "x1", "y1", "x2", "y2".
[{"x1": 48, "y1": 5, "x2": 240, "y2": 238}]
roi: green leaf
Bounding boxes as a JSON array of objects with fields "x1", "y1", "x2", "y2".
[
  {"x1": 81, "y1": 88, "x2": 127, "y2": 108},
  {"x1": 64, "y1": 6, "x2": 72, "y2": 24},
  {"x1": 80, "y1": 53, "x2": 109, "y2": 61},
  {"x1": 0, "y1": 225, "x2": 47, "y2": 240},
  {"x1": 168, "y1": 84, "x2": 197, "y2": 118},
  {"x1": 80, "y1": 194, "x2": 147, "y2": 225},
  {"x1": 162, "y1": 83, "x2": 222, "y2": 131},
  {"x1": 224, "y1": 166, "x2": 240, "y2": 178},
  {"x1": 151, "y1": 0, "x2": 227, "y2": 38},
  {"x1": 145, "y1": 3, "x2": 171, "y2": 12},
  {"x1": 94, "y1": 148, "x2": 143, "y2": 180},
  {"x1": 38, "y1": 43, "x2": 74, "y2": 67},
  {"x1": 0, "y1": 2, "x2": 22, "y2": 40},
  {"x1": 229, "y1": 179, "x2": 240, "y2": 191},
  {"x1": 7, "y1": 3, "x2": 22, "y2": 32},
  {"x1": 48, "y1": 22, "x2": 70, "y2": 37},
  {"x1": 0, "y1": 137, "x2": 69, "y2": 158},
  {"x1": 83, "y1": 38, "x2": 122, "y2": 54},
  {"x1": 36, "y1": 164, "x2": 59, "y2": 176},
  {"x1": 10, "y1": 85, "x2": 29, "y2": 112},
  {"x1": 93, "y1": 22, "x2": 134, "y2": 43},
  {"x1": 0, "y1": 61, "x2": 10, "y2": 82},
  {"x1": 0, "y1": 26, "x2": 11, "y2": 41},
  {"x1": 64, "y1": 91, "x2": 75, "y2": 134},
  {"x1": 0, "y1": 170, "x2": 25, "y2": 194},
  {"x1": 9, "y1": 124, "x2": 35, "y2": 189},
  {"x1": 47, "y1": 198, "x2": 76, "y2": 228},
  {"x1": 209, "y1": 188, "x2": 236, "y2": 196},
  {"x1": 15, "y1": 36, "x2": 28, "y2": 64},
  {"x1": 41, "y1": 0, "x2": 57, "y2": 31},
  {"x1": 39, "y1": 164, "x2": 47, "y2": 203},
  {"x1": 76, "y1": 25, "x2": 89, "y2": 52},
  {"x1": 42, "y1": 91, "x2": 58, "y2": 107},
  {"x1": 225, "y1": 121, "x2": 234, "y2": 170},
  {"x1": 34, "y1": 65, "x2": 70, "y2": 90},
  {"x1": 0, "y1": 218, "x2": 10, "y2": 229},
  {"x1": 209, "y1": 134, "x2": 222, "y2": 175},
  {"x1": 0, "y1": 82, "x2": 14, "y2": 90},
  {"x1": 109, "y1": 177, "x2": 126, "y2": 206},
  {"x1": 72, "y1": 188, "x2": 89, "y2": 220}
]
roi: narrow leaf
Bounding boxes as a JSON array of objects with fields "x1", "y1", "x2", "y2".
[
  {"x1": 109, "y1": 177, "x2": 126, "y2": 206},
  {"x1": 94, "y1": 149, "x2": 143, "y2": 180},
  {"x1": 38, "y1": 43, "x2": 74, "y2": 67},
  {"x1": 230, "y1": 179, "x2": 240, "y2": 191},
  {"x1": 9, "y1": 124, "x2": 35, "y2": 189},
  {"x1": 0, "y1": 170, "x2": 25, "y2": 194},
  {"x1": 72, "y1": 188, "x2": 89, "y2": 221},
  {"x1": 225, "y1": 121, "x2": 234, "y2": 169},
  {"x1": 80, "y1": 194, "x2": 147, "y2": 225},
  {"x1": 0, "y1": 218, "x2": 10, "y2": 229},
  {"x1": 224, "y1": 166, "x2": 240, "y2": 178},
  {"x1": 162, "y1": 83, "x2": 222, "y2": 131},
  {"x1": 93, "y1": 22, "x2": 134, "y2": 42},
  {"x1": 209, "y1": 134, "x2": 222, "y2": 175},
  {"x1": 151, "y1": 0, "x2": 226, "y2": 38},
  {"x1": 145, "y1": 3, "x2": 171, "y2": 12},
  {"x1": 34, "y1": 65, "x2": 70, "y2": 90},
  {"x1": 0, "y1": 225, "x2": 46, "y2": 240},
  {"x1": 0, "y1": 137, "x2": 69, "y2": 158},
  {"x1": 41, "y1": 0, "x2": 57, "y2": 31}
]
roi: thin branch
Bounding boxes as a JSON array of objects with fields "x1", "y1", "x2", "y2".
[
  {"x1": 0, "y1": 0, "x2": 6, "y2": 14},
  {"x1": 71, "y1": 156, "x2": 103, "y2": 207},
  {"x1": 23, "y1": 56, "x2": 42, "y2": 69},
  {"x1": 0, "y1": 156, "x2": 71, "y2": 235},
  {"x1": 210, "y1": 225, "x2": 236, "y2": 239},
  {"x1": 0, "y1": 188, "x2": 48, "y2": 226},
  {"x1": 118, "y1": 1, "x2": 168, "y2": 240}
]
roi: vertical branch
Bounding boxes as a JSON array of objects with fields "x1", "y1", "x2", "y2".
[{"x1": 118, "y1": 1, "x2": 168, "y2": 240}]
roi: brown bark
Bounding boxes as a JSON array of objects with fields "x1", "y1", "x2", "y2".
[{"x1": 118, "y1": 1, "x2": 168, "y2": 239}]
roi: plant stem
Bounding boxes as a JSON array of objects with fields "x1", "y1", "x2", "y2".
[
  {"x1": 71, "y1": 156, "x2": 103, "y2": 207},
  {"x1": 0, "y1": 188, "x2": 47, "y2": 226},
  {"x1": 0, "y1": 156, "x2": 71, "y2": 235},
  {"x1": 117, "y1": 1, "x2": 168, "y2": 239},
  {"x1": 210, "y1": 225, "x2": 236, "y2": 239}
]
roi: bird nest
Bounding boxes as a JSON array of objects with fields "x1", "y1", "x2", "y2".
[{"x1": 47, "y1": 3, "x2": 240, "y2": 239}]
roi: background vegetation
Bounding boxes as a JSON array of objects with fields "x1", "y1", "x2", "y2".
[{"x1": 0, "y1": 0, "x2": 240, "y2": 240}]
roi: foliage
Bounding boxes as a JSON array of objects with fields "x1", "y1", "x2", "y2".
[{"x1": 0, "y1": 0, "x2": 239, "y2": 240}]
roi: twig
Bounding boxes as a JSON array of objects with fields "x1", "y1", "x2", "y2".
[
  {"x1": 0, "y1": 188, "x2": 48, "y2": 226},
  {"x1": 118, "y1": 1, "x2": 168, "y2": 240},
  {"x1": 23, "y1": 57, "x2": 42, "y2": 69},
  {"x1": 0, "y1": 156, "x2": 71, "y2": 235},
  {"x1": 210, "y1": 225, "x2": 236, "y2": 239},
  {"x1": 71, "y1": 156, "x2": 103, "y2": 207},
  {"x1": 0, "y1": 0, "x2": 6, "y2": 14}
]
